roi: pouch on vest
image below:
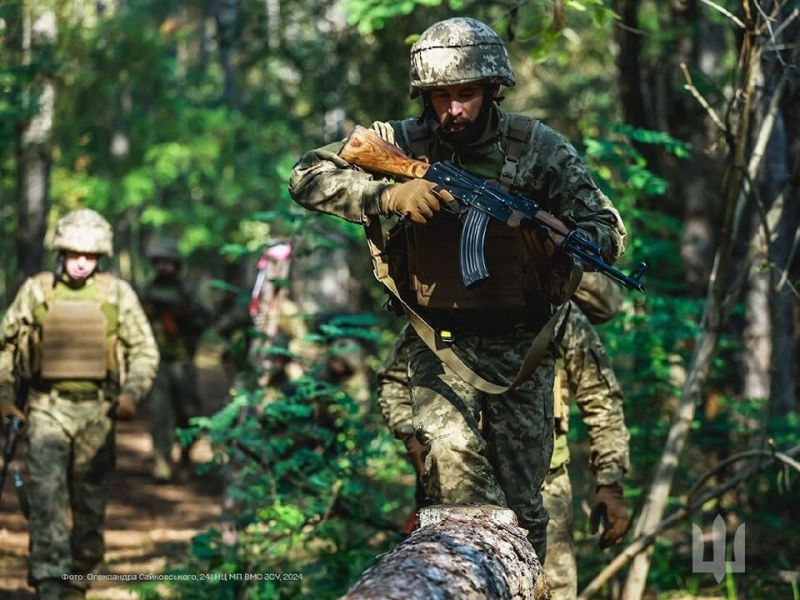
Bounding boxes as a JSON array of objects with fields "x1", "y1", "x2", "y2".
[
  {"x1": 407, "y1": 213, "x2": 531, "y2": 309},
  {"x1": 40, "y1": 300, "x2": 109, "y2": 380},
  {"x1": 14, "y1": 326, "x2": 40, "y2": 380},
  {"x1": 384, "y1": 220, "x2": 411, "y2": 315}
]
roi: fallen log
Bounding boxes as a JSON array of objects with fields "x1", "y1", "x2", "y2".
[{"x1": 340, "y1": 505, "x2": 550, "y2": 600}]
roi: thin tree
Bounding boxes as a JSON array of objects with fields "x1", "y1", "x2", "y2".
[{"x1": 622, "y1": 2, "x2": 800, "y2": 597}]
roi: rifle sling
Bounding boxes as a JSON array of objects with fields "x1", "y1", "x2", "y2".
[{"x1": 365, "y1": 219, "x2": 577, "y2": 394}]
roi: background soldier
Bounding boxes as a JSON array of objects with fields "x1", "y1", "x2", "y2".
[
  {"x1": 377, "y1": 272, "x2": 631, "y2": 600},
  {"x1": 139, "y1": 237, "x2": 211, "y2": 483},
  {"x1": 289, "y1": 17, "x2": 627, "y2": 558},
  {"x1": 543, "y1": 274, "x2": 630, "y2": 600},
  {"x1": 0, "y1": 208, "x2": 159, "y2": 600}
]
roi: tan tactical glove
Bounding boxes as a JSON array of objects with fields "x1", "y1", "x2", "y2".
[
  {"x1": 590, "y1": 483, "x2": 631, "y2": 549},
  {"x1": 108, "y1": 392, "x2": 137, "y2": 421},
  {"x1": 519, "y1": 226, "x2": 566, "y2": 267},
  {"x1": 380, "y1": 179, "x2": 454, "y2": 225},
  {"x1": 0, "y1": 400, "x2": 25, "y2": 424}
]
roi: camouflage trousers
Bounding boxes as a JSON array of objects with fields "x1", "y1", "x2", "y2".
[
  {"x1": 405, "y1": 325, "x2": 556, "y2": 560},
  {"x1": 25, "y1": 390, "x2": 115, "y2": 590},
  {"x1": 145, "y1": 358, "x2": 201, "y2": 465},
  {"x1": 542, "y1": 462, "x2": 577, "y2": 600},
  {"x1": 375, "y1": 325, "x2": 414, "y2": 440}
]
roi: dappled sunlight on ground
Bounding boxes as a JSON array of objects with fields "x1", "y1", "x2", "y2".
[{"x1": 0, "y1": 349, "x2": 230, "y2": 599}]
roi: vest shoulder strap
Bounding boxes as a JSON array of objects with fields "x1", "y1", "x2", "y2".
[
  {"x1": 498, "y1": 114, "x2": 540, "y2": 192},
  {"x1": 32, "y1": 271, "x2": 56, "y2": 308},
  {"x1": 93, "y1": 271, "x2": 117, "y2": 305},
  {"x1": 33, "y1": 271, "x2": 119, "y2": 307},
  {"x1": 399, "y1": 119, "x2": 431, "y2": 160}
]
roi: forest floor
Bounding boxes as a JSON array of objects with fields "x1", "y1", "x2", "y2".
[{"x1": 0, "y1": 345, "x2": 232, "y2": 600}]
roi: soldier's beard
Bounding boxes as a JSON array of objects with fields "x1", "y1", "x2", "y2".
[{"x1": 432, "y1": 95, "x2": 496, "y2": 147}]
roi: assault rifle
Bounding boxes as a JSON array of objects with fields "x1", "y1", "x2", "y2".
[
  {"x1": 0, "y1": 381, "x2": 30, "y2": 518},
  {"x1": 339, "y1": 125, "x2": 647, "y2": 293}
]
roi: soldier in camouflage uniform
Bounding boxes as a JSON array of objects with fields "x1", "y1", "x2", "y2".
[
  {"x1": 543, "y1": 273, "x2": 630, "y2": 600},
  {"x1": 139, "y1": 237, "x2": 212, "y2": 483},
  {"x1": 289, "y1": 17, "x2": 627, "y2": 558},
  {"x1": 0, "y1": 209, "x2": 159, "y2": 600},
  {"x1": 377, "y1": 273, "x2": 631, "y2": 599}
]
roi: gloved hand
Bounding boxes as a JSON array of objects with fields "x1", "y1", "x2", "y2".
[
  {"x1": 108, "y1": 392, "x2": 137, "y2": 421},
  {"x1": 590, "y1": 483, "x2": 631, "y2": 549},
  {"x1": 380, "y1": 179, "x2": 454, "y2": 225},
  {"x1": 519, "y1": 226, "x2": 566, "y2": 267},
  {"x1": 0, "y1": 400, "x2": 25, "y2": 424}
]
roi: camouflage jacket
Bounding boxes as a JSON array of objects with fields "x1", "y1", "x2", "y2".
[
  {"x1": 0, "y1": 271, "x2": 159, "y2": 403},
  {"x1": 553, "y1": 302, "x2": 629, "y2": 486},
  {"x1": 289, "y1": 110, "x2": 627, "y2": 265}
]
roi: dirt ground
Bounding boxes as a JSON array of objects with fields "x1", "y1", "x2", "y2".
[{"x1": 0, "y1": 348, "x2": 232, "y2": 600}]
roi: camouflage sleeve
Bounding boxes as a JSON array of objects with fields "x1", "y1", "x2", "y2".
[
  {"x1": 0, "y1": 278, "x2": 42, "y2": 402},
  {"x1": 560, "y1": 303, "x2": 629, "y2": 486},
  {"x1": 288, "y1": 139, "x2": 392, "y2": 225},
  {"x1": 116, "y1": 279, "x2": 160, "y2": 401},
  {"x1": 518, "y1": 122, "x2": 627, "y2": 264},
  {"x1": 376, "y1": 323, "x2": 413, "y2": 439}
]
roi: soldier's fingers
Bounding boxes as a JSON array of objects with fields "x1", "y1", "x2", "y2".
[
  {"x1": 599, "y1": 522, "x2": 626, "y2": 549},
  {"x1": 423, "y1": 194, "x2": 441, "y2": 213},
  {"x1": 433, "y1": 186, "x2": 455, "y2": 203},
  {"x1": 589, "y1": 505, "x2": 605, "y2": 534}
]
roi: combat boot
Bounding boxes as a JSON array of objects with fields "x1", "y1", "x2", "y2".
[
  {"x1": 174, "y1": 447, "x2": 193, "y2": 483},
  {"x1": 36, "y1": 580, "x2": 64, "y2": 600},
  {"x1": 61, "y1": 586, "x2": 86, "y2": 600},
  {"x1": 153, "y1": 454, "x2": 173, "y2": 483}
]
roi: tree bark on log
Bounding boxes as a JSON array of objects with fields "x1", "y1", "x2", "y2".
[{"x1": 340, "y1": 505, "x2": 550, "y2": 600}]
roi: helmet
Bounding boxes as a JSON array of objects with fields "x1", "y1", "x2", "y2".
[
  {"x1": 409, "y1": 17, "x2": 516, "y2": 98},
  {"x1": 325, "y1": 338, "x2": 363, "y2": 372},
  {"x1": 146, "y1": 237, "x2": 183, "y2": 262},
  {"x1": 50, "y1": 209, "x2": 114, "y2": 257}
]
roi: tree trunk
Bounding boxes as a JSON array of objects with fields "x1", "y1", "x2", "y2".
[
  {"x1": 622, "y1": 3, "x2": 795, "y2": 598},
  {"x1": 340, "y1": 506, "x2": 550, "y2": 600},
  {"x1": 12, "y1": 2, "x2": 56, "y2": 284},
  {"x1": 214, "y1": 0, "x2": 240, "y2": 108}
]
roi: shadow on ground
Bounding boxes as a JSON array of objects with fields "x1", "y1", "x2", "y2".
[{"x1": 0, "y1": 346, "x2": 231, "y2": 600}]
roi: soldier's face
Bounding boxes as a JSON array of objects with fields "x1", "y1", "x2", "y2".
[
  {"x1": 429, "y1": 83, "x2": 485, "y2": 131},
  {"x1": 64, "y1": 251, "x2": 99, "y2": 281},
  {"x1": 154, "y1": 258, "x2": 177, "y2": 276}
]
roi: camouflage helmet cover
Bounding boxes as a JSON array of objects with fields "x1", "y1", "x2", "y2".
[
  {"x1": 146, "y1": 236, "x2": 183, "y2": 262},
  {"x1": 325, "y1": 337, "x2": 363, "y2": 372},
  {"x1": 50, "y1": 208, "x2": 114, "y2": 257},
  {"x1": 409, "y1": 17, "x2": 516, "y2": 98}
]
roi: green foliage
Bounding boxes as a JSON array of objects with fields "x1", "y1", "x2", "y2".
[
  {"x1": 143, "y1": 315, "x2": 411, "y2": 600},
  {"x1": 342, "y1": 0, "x2": 462, "y2": 35},
  {"x1": 2, "y1": 1, "x2": 798, "y2": 597}
]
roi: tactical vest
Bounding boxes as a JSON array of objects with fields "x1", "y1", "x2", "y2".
[
  {"x1": 140, "y1": 280, "x2": 194, "y2": 361},
  {"x1": 27, "y1": 272, "x2": 123, "y2": 392},
  {"x1": 399, "y1": 115, "x2": 542, "y2": 310}
]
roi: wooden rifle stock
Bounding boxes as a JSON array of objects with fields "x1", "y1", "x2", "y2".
[
  {"x1": 340, "y1": 126, "x2": 570, "y2": 233},
  {"x1": 339, "y1": 126, "x2": 430, "y2": 180},
  {"x1": 338, "y1": 125, "x2": 647, "y2": 292}
]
